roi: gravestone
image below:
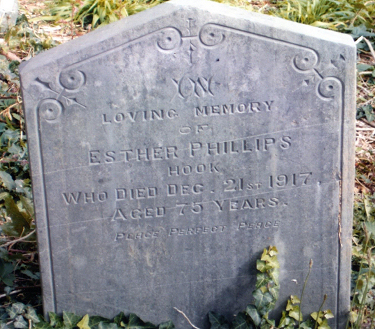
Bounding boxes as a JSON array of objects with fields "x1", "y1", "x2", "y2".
[
  {"x1": 0, "y1": 0, "x2": 18, "y2": 32},
  {"x1": 19, "y1": 0, "x2": 355, "y2": 328}
]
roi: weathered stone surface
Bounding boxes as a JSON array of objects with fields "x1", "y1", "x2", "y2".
[
  {"x1": 20, "y1": 1, "x2": 356, "y2": 328},
  {"x1": 0, "y1": 0, "x2": 18, "y2": 32}
]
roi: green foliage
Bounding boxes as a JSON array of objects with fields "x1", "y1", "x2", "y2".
[
  {"x1": 32, "y1": 311, "x2": 172, "y2": 329},
  {"x1": 0, "y1": 52, "x2": 33, "y2": 240},
  {"x1": 274, "y1": 0, "x2": 375, "y2": 31},
  {"x1": 356, "y1": 104, "x2": 374, "y2": 122},
  {"x1": 0, "y1": 256, "x2": 16, "y2": 287},
  {"x1": 207, "y1": 247, "x2": 333, "y2": 329},
  {"x1": 0, "y1": 302, "x2": 40, "y2": 329},
  {"x1": 279, "y1": 295, "x2": 333, "y2": 329},
  {"x1": 0, "y1": 247, "x2": 333, "y2": 329},
  {"x1": 350, "y1": 195, "x2": 375, "y2": 329},
  {"x1": 0, "y1": 14, "x2": 54, "y2": 302},
  {"x1": 45, "y1": 0, "x2": 166, "y2": 29},
  {"x1": 4, "y1": 15, "x2": 59, "y2": 56},
  {"x1": 274, "y1": 0, "x2": 341, "y2": 29},
  {"x1": 45, "y1": 0, "x2": 259, "y2": 29},
  {"x1": 212, "y1": 0, "x2": 254, "y2": 11},
  {"x1": 0, "y1": 16, "x2": 57, "y2": 234}
]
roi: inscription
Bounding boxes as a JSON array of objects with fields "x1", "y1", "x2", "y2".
[
  {"x1": 213, "y1": 197, "x2": 281, "y2": 212},
  {"x1": 186, "y1": 18, "x2": 197, "y2": 64},
  {"x1": 175, "y1": 202, "x2": 203, "y2": 215},
  {"x1": 89, "y1": 136, "x2": 291, "y2": 166},
  {"x1": 179, "y1": 124, "x2": 209, "y2": 135},
  {"x1": 101, "y1": 109, "x2": 178, "y2": 125},
  {"x1": 269, "y1": 172, "x2": 312, "y2": 188},
  {"x1": 62, "y1": 191, "x2": 108, "y2": 205},
  {"x1": 168, "y1": 162, "x2": 220, "y2": 176},
  {"x1": 167, "y1": 183, "x2": 204, "y2": 196},
  {"x1": 114, "y1": 225, "x2": 227, "y2": 242},
  {"x1": 195, "y1": 101, "x2": 274, "y2": 116},
  {"x1": 110, "y1": 206, "x2": 166, "y2": 220},
  {"x1": 189, "y1": 136, "x2": 291, "y2": 157},
  {"x1": 223, "y1": 178, "x2": 262, "y2": 192},
  {"x1": 115, "y1": 187, "x2": 158, "y2": 200},
  {"x1": 115, "y1": 230, "x2": 160, "y2": 241},
  {"x1": 172, "y1": 76, "x2": 214, "y2": 99},
  {"x1": 114, "y1": 221, "x2": 281, "y2": 243},
  {"x1": 169, "y1": 225, "x2": 226, "y2": 236},
  {"x1": 238, "y1": 220, "x2": 280, "y2": 230},
  {"x1": 62, "y1": 187, "x2": 157, "y2": 204},
  {"x1": 89, "y1": 146, "x2": 178, "y2": 164}
]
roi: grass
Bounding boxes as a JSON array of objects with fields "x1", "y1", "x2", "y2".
[
  {"x1": 273, "y1": 0, "x2": 375, "y2": 30},
  {"x1": 0, "y1": 0, "x2": 375, "y2": 328}
]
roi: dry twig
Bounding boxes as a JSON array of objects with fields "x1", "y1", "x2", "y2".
[
  {"x1": 0, "y1": 289, "x2": 22, "y2": 299},
  {"x1": 363, "y1": 37, "x2": 375, "y2": 64},
  {"x1": 0, "y1": 49, "x2": 22, "y2": 63},
  {"x1": 173, "y1": 307, "x2": 200, "y2": 329},
  {"x1": 0, "y1": 230, "x2": 36, "y2": 249}
]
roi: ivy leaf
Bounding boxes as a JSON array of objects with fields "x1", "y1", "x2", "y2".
[
  {"x1": 311, "y1": 312, "x2": 320, "y2": 322},
  {"x1": 268, "y1": 246, "x2": 278, "y2": 256},
  {"x1": 0, "y1": 259, "x2": 15, "y2": 287},
  {"x1": 349, "y1": 311, "x2": 358, "y2": 324},
  {"x1": 34, "y1": 321, "x2": 53, "y2": 329},
  {"x1": 363, "y1": 105, "x2": 375, "y2": 122},
  {"x1": 252, "y1": 289, "x2": 273, "y2": 314},
  {"x1": 77, "y1": 315, "x2": 90, "y2": 329},
  {"x1": 278, "y1": 311, "x2": 294, "y2": 328},
  {"x1": 25, "y1": 307, "x2": 40, "y2": 323},
  {"x1": 269, "y1": 268, "x2": 279, "y2": 285},
  {"x1": 245, "y1": 305, "x2": 261, "y2": 326},
  {"x1": 21, "y1": 270, "x2": 39, "y2": 280},
  {"x1": 268, "y1": 286, "x2": 279, "y2": 300},
  {"x1": 7, "y1": 303, "x2": 25, "y2": 319},
  {"x1": 124, "y1": 314, "x2": 155, "y2": 329},
  {"x1": 290, "y1": 296, "x2": 301, "y2": 304},
  {"x1": 89, "y1": 316, "x2": 110, "y2": 329},
  {"x1": 49, "y1": 312, "x2": 63, "y2": 327},
  {"x1": 256, "y1": 260, "x2": 270, "y2": 273},
  {"x1": 261, "y1": 316, "x2": 275, "y2": 328},
  {"x1": 300, "y1": 320, "x2": 314, "y2": 329},
  {"x1": 365, "y1": 222, "x2": 375, "y2": 237},
  {"x1": 260, "y1": 255, "x2": 279, "y2": 269},
  {"x1": 357, "y1": 63, "x2": 373, "y2": 72},
  {"x1": 317, "y1": 319, "x2": 330, "y2": 329},
  {"x1": 231, "y1": 312, "x2": 253, "y2": 329},
  {"x1": 19, "y1": 196, "x2": 34, "y2": 219},
  {"x1": 288, "y1": 306, "x2": 302, "y2": 321},
  {"x1": 98, "y1": 323, "x2": 119, "y2": 329},
  {"x1": 323, "y1": 310, "x2": 334, "y2": 320},
  {"x1": 114, "y1": 313, "x2": 127, "y2": 327},
  {"x1": 0, "y1": 171, "x2": 16, "y2": 190},
  {"x1": 207, "y1": 312, "x2": 230, "y2": 329},
  {"x1": 2, "y1": 196, "x2": 30, "y2": 236},
  {"x1": 267, "y1": 257, "x2": 279, "y2": 269},
  {"x1": 14, "y1": 315, "x2": 28, "y2": 329},
  {"x1": 157, "y1": 321, "x2": 174, "y2": 329},
  {"x1": 255, "y1": 273, "x2": 269, "y2": 288},
  {"x1": 63, "y1": 312, "x2": 81, "y2": 329}
]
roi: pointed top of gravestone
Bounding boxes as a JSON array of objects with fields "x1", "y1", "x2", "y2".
[{"x1": 20, "y1": 0, "x2": 354, "y2": 80}]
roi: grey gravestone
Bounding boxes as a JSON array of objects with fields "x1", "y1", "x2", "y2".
[
  {"x1": 20, "y1": 1, "x2": 355, "y2": 328},
  {"x1": 0, "y1": 0, "x2": 18, "y2": 32}
]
